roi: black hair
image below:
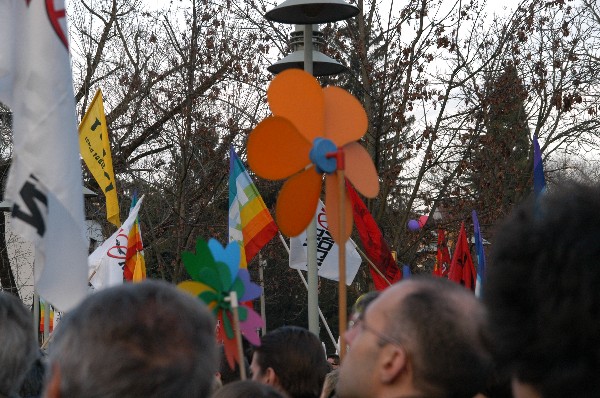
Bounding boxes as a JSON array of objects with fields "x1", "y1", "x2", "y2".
[
  {"x1": 253, "y1": 326, "x2": 329, "y2": 398},
  {"x1": 484, "y1": 181, "x2": 600, "y2": 397}
]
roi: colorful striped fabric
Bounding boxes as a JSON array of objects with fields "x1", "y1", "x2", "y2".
[
  {"x1": 125, "y1": 192, "x2": 146, "y2": 282},
  {"x1": 228, "y1": 147, "x2": 278, "y2": 268}
]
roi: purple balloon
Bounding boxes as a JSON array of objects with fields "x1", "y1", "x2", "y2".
[{"x1": 407, "y1": 219, "x2": 421, "y2": 231}]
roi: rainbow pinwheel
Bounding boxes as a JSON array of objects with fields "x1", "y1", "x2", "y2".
[
  {"x1": 178, "y1": 238, "x2": 263, "y2": 369},
  {"x1": 247, "y1": 69, "x2": 379, "y2": 244}
]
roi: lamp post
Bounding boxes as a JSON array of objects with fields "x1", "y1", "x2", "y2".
[{"x1": 265, "y1": 0, "x2": 358, "y2": 341}]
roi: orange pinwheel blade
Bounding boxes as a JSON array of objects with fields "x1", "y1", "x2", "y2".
[
  {"x1": 276, "y1": 167, "x2": 322, "y2": 237},
  {"x1": 344, "y1": 142, "x2": 379, "y2": 198},
  {"x1": 268, "y1": 69, "x2": 324, "y2": 142},
  {"x1": 247, "y1": 116, "x2": 312, "y2": 180},
  {"x1": 325, "y1": 173, "x2": 353, "y2": 243},
  {"x1": 323, "y1": 86, "x2": 368, "y2": 147}
]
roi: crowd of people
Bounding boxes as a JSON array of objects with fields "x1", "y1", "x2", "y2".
[{"x1": 1, "y1": 181, "x2": 599, "y2": 398}]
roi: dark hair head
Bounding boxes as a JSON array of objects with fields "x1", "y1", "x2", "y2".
[
  {"x1": 387, "y1": 277, "x2": 493, "y2": 398},
  {"x1": 212, "y1": 380, "x2": 285, "y2": 398},
  {"x1": 0, "y1": 292, "x2": 37, "y2": 397},
  {"x1": 485, "y1": 182, "x2": 600, "y2": 397},
  {"x1": 47, "y1": 280, "x2": 217, "y2": 398},
  {"x1": 254, "y1": 326, "x2": 329, "y2": 398}
]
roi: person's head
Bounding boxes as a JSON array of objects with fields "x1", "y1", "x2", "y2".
[
  {"x1": 0, "y1": 292, "x2": 37, "y2": 398},
  {"x1": 251, "y1": 326, "x2": 329, "y2": 398},
  {"x1": 319, "y1": 370, "x2": 339, "y2": 398},
  {"x1": 326, "y1": 354, "x2": 339, "y2": 370},
  {"x1": 212, "y1": 380, "x2": 285, "y2": 398},
  {"x1": 338, "y1": 277, "x2": 493, "y2": 398},
  {"x1": 44, "y1": 280, "x2": 217, "y2": 398},
  {"x1": 484, "y1": 181, "x2": 600, "y2": 398}
]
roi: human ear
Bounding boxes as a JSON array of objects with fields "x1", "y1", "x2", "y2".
[{"x1": 379, "y1": 345, "x2": 409, "y2": 384}]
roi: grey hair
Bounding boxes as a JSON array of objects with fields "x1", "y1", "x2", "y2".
[
  {"x1": 46, "y1": 280, "x2": 217, "y2": 398},
  {"x1": 386, "y1": 277, "x2": 493, "y2": 398},
  {"x1": 0, "y1": 292, "x2": 37, "y2": 397}
]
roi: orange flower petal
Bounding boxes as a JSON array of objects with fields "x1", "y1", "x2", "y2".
[
  {"x1": 344, "y1": 142, "x2": 379, "y2": 198},
  {"x1": 325, "y1": 172, "x2": 353, "y2": 243},
  {"x1": 276, "y1": 167, "x2": 322, "y2": 237},
  {"x1": 247, "y1": 116, "x2": 312, "y2": 180},
  {"x1": 323, "y1": 86, "x2": 368, "y2": 146},
  {"x1": 268, "y1": 69, "x2": 324, "y2": 142}
]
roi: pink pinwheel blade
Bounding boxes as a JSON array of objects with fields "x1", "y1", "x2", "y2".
[
  {"x1": 323, "y1": 86, "x2": 368, "y2": 147},
  {"x1": 325, "y1": 173, "x2": 353, "y2": 243},
  {"x1": 240, "y1": 309, "x2": 264, "y2": 346},
  {"x1": 267, "y1": 69, "x2": 324, "y2": 142},
  {"x1": 247, "y1": 116, "x2": 312, "y2": 180},
  {"x1": 344, "y1": 142, "x2": 379, "y2": 198},
  {"x1": 276, "y1": 167, "x2": 322, "y2": 237}
]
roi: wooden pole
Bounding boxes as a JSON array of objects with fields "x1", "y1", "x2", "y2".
[
  {"x1": 337, "y1": 162, "x2": 347, "y2": 359},
  {"x1": 229, "y1": 291, "x2": 246, "y2": 380}
]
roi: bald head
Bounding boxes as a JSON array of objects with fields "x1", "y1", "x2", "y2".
[
  {"x1": 338, "y1": 277, "x2": 494, "y2": 398},
  {"x1": 386, "y1": 278, "x2": 492, "y2": 397}
]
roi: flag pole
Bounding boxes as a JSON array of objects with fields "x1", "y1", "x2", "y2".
[
  {"x1": 278, "y1": 233, "x2": 338, "y2": 351},
  {"x1": 228, "y1": 291, "x2": 247, "y2": 380},
  {"x1": 258, "y1": 252, "x2": 267, "y2": 335},
  {"x1": 332, "y1": 150, "x2": 348, "y2": 359},
  {"x1": 350, "y1": 242, "x2": 393, "y2": 287}
]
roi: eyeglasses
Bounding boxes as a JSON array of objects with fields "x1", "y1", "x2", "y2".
[{"x1": 347, "y1": 313, "x2": 404, "y2": 348}]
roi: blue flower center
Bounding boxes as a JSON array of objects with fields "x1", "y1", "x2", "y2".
[{"x1": 309, "y1": 137, "x2": 337, "y2": 174}]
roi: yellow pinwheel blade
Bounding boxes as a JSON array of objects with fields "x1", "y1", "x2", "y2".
[
  {"x1": 276, "y1": 167, "x2": 322, "y2": 237},
  {"x1": 325, "y1": 173, "x2": 353, "y2": 243},
  {"x1": 323, "y1": 86, "x2": 368, "y2": 147},
  {"x1": 177, "y1": 281, "x2": 217, "y2": 310},
  {"x1": 344, "y1": 142, "x2": 379, "y2": 198},
  {"x1": 247, "y1": 116, "x2": 312, "y2": 180},
  {"x1": 268, "y1": 69, "x2": 324, "y2": 142}
]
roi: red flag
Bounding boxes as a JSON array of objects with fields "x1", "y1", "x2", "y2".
[
  {"x1": 347, "y1": 182, "x2": 401, "y2": 290},
  {"x1": 448, "y1": 222, "x2": 476, "y2": 291},
  {"x1": 433, "y1": 229, "x2": 451, "y2": 277}
]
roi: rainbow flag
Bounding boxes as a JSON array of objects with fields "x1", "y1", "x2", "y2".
[
  {"x1": 228, "y1": 147, "x2": 277, "y2": 267},
  {"x1": 124, "y1": 192, "x2": 146, "y2": 282}
]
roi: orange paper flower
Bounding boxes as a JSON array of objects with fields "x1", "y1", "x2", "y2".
[{"x1": 247, "y1": 69, "x2": 379, "y2": 243}]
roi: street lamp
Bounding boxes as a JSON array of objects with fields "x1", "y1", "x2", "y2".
[{"x1": 264, "y1": 0, "x2": 358, "y2": 348}]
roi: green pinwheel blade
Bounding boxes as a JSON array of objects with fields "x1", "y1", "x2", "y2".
[
  {"x1": 181, "y1": 251, "x2": 202, "y2": 280},
  {"x1": 198, "y1": 267, "x2": 223, "y2": 291},
  {"x1": 237, "y1": 306, "x2": 248, "y2": 322},
  {"x1": 215, "y1": 261, "x2": 234, "y2": 291},
  {"x1": 222, "y1": 311, "x2": 235, "y2": 339},
  {"x1": 194, "y1": 239, "x2": 216, "y2": 267},
  {"x1": 230, "y1": 277, "x2": 246, "y2": 300}
]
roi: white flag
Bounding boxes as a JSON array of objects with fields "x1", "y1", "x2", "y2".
[
  {"x1": 88, "y1": 196, "x2": 144, "y2": 290},
  {"x1": 289, "y1": 201, "x2": 361, "y2": 285},
  {"x1": 0, "y1": 1, "x2": 87, "y2": 311}
]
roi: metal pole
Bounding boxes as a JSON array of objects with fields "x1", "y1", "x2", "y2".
[
  {"x1": 258, "y1": 252, "x2": 267, "y2": 335},
  {"x1": 303, "y1": 24, "x2": 319, "y2": 336},
  {"x1": 278, "y1": 233, "x2": 337, "y2": 350}
]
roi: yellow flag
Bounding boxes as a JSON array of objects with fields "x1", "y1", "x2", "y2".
[{"x1": 79, "y1": 90, "x2": 120, "y2": 226}]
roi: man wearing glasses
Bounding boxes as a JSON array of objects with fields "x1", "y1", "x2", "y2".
[{"x1": 337, "y1": 277, "x2": 493, "y2": 398}]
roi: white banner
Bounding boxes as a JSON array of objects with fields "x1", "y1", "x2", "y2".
[
  {"x1": 88, "y1": 196, "x2": 144, "y2": 290},
  {"x1": 0, "y1": 0, "x2": 87, "y2": 311},
  {"x1": 289, "y1": 201, "x2": 361, "y2": 285}
]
